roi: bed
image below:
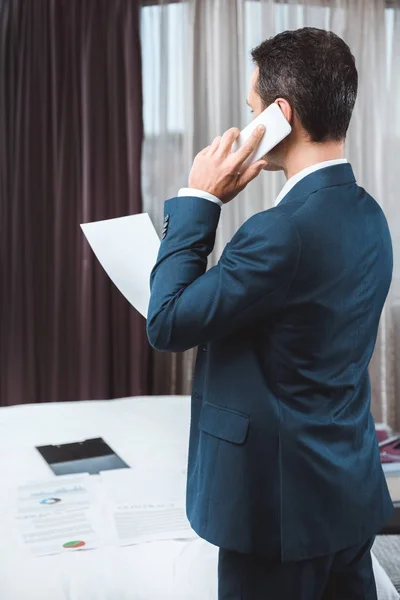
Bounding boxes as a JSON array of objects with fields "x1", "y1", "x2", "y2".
[{"x1": 0, "y1": 396, "x2": 398, "y2": 600}]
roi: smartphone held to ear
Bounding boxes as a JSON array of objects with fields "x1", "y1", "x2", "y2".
[{"x1": 231, "y1": 103, "x2": 291, "y2": 169}]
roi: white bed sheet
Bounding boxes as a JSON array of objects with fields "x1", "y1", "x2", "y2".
[{"x1": 0, "y1": 396, "x2": 397, "y2": 600}]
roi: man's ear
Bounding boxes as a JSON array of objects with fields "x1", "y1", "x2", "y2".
[{"x1": 274, "y1": 98, "x2": 292, "y2": 124}]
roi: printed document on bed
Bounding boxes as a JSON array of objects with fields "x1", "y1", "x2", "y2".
[
  {"x1": 14, "y1": 475, "x2": 102, "y2": 557},
  {"x1": 81, "y1": 213, "x2": 160, "y2": 318},
  {"x1": 100, "y1": 469, "x2": 195, "y2": 546}
]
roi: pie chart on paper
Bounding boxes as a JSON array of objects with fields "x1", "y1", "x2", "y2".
[
  {"x1": 40, "y1": 497, "x2": 61, "y2": 505},
  {"x1": 63, "y1": 540, "x2": 86, "y2": 549}
]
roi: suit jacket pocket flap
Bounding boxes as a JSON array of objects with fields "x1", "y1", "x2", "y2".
[{"x1": 199, "y1": 402, "x2": 250, "y2": 445}]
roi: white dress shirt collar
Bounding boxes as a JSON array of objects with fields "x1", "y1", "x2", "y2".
[
  {"x1": 275, "y1": 159, "x2": 348, "y2": 206},
  {"x1": 178, "y1": 158, "x2": 348, "y2": 208}
]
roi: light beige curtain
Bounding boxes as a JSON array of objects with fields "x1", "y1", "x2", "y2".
[{"x1": 141, "y1": 0, "x2": 400, "y2": 428}]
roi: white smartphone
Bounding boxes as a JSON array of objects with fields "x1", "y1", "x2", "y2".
[{"x1": 231, "y1": 103, "x2": 292, "y2": 169}]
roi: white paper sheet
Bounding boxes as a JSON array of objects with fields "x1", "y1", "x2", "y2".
[
  {"x1": 13, "y1": 469, "x2": 194, "y2": 557},
  {"x1": 15, "y1": 475, "x2": 102, "y2": 557},
  {"x1": 100, "y1": 469, "x2": 194, "y2": 546},
  {"x1": 81, "y1": 213, "x2": 160, "y2": 318}
]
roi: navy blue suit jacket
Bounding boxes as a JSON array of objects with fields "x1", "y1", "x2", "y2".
[{"x1": 147, "y1": 164, "x2": 394, "y2": 561}]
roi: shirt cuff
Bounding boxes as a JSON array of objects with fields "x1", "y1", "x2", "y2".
[{"x1": 178, "y1": 188, "x2": 223, "y2": 208}]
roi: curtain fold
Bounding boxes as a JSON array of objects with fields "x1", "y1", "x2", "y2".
[{"x1": 0, "y1": 0, "x2": 149, "y2": 405}]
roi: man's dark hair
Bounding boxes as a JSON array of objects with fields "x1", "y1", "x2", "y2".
[{"x1": 251, "y1": 28, "x2": 358, "y2": 142}]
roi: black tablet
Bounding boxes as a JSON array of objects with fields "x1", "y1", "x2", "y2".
[{"x1": 36, "y1": 437, "x2": 130, "y2": 475}]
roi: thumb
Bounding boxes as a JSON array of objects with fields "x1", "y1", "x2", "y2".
[{"x1": 239, "y1": 160, "x2": 268, "y2": 187}]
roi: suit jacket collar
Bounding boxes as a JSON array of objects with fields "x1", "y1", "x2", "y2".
[{"x1": 279, "y1": 163, "x2": 356, "y2": 207}]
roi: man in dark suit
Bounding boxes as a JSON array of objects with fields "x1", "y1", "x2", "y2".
[{"x1": 147, "y1": 28, "x2": 393, "y2": 599}]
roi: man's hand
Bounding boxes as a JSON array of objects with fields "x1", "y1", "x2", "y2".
[{"x1": 188, "y1": 125, "x2": 268, "y2": 204}]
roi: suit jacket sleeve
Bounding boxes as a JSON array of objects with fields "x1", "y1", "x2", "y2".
[{"x1": 147, "y1": 196, "x2": 300, "y2": 352}]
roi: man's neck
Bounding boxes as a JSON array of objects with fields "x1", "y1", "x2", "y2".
[{"x1": 284, "y1": 141, "x2": 345, "y2": 180}]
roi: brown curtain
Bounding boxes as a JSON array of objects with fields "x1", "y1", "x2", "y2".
[
  {"x1": 0, "y1": 0, "x2": 149, "y2": 405},
  {"x1": 150, "y1": 348, "x2": 196, "y2": 396}
]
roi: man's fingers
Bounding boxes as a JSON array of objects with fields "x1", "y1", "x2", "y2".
[
  {"x1": 238, "y1": 159, "x2": 268, "y2": 188},
  {"x1": 209, "y1": 136, "x2": 222, "y2": 154},
  {"x1": 200, "y1": 135, "x2": 222, "y2": 157},
  {"x1": 217, "y1": 127, "x2": 241, "y2": 156},
  {"x1": 199, "y1": 145, "x2": 211, "y2": 156},
  {"x1": 232, "y1": 124, "x2": 266, "y2": 166}
]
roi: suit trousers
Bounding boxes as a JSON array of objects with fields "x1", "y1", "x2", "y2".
[{"x1": 218, "y1": 537, "x2": 377, "y2": 600}]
